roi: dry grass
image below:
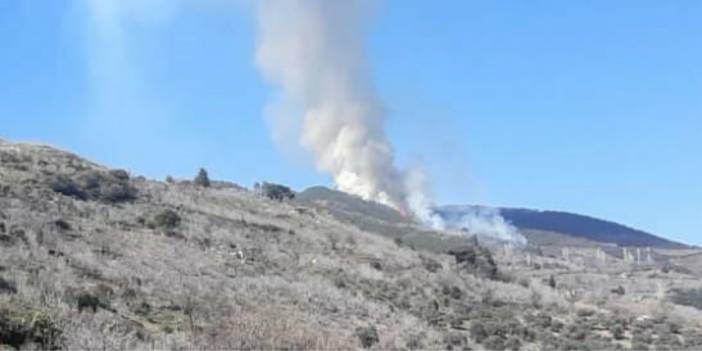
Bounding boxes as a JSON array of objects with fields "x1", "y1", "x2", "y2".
[
  {"x1": 199, "y1": 305, "x2": 356, "y2": 350},
  {"x1": 2, "y1": 140, "x2": 702, "y2": 350}
]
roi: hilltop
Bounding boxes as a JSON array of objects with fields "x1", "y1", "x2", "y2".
[{"x1": 1, "y1": 139, "x2": 702, "y2": 350}]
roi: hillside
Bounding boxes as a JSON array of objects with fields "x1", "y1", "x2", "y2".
[
  {"x1": 298, "y1": 188, "x2": 687, "y2": 249},
  {"x1": 296, "y1": 187, "x2": 480, "y2": 253},
  {"x1": 1, "y1": 140, "x2": 702, "y2": 350},
  {"x1": 438, "y1": 206, "x2": 687, "y2": 249}
]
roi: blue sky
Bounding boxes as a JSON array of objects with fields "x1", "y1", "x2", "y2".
[{"x1": 1, "y1": 1, "x2": 700, "y2": 245}]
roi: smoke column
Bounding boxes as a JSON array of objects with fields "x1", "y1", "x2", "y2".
[
  {"x1": 254, "y1": 0, "x2": 527, "y2": 245},
  {"x1": 82, "y1": 0, "x2": 524, "y2": 244},
  {"x1": 445, "y1": 207, "x2": 527, "y2": 245},
  {"x1": 255, "y1": 0, "x2": 413, "y2": 212}
]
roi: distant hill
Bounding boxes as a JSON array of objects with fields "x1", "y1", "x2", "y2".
[
  {"x1": 298, "y1": 187, "x2": 688, "y2": 249},
  {"x1": 438, "y1": 205, "x2": 688, "y2": 249}
]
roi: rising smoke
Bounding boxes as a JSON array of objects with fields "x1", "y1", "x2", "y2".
[
  {"x1": 254, "y1": 0, "x2": 524, "y2": 244},
  {"x1": 255, "y1": 0, "x2": 451, "y2": 229},
  {"x1": 439, "y1": 206, "x2": 527, "y2": 245},
  {"x1": 83, "y1": 0, "x2": 523, "y2": 244},
  {"x1": 255, "y1": 0, "x2": 409, "y2": 212}
]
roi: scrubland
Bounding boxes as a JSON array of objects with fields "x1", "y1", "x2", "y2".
[{"x1": 1, "y1": 139, "x2": 701, "y2": 350}]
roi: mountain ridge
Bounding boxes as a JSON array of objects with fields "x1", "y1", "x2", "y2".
[
  {"x1": 296, "y1": 187, "x2": 689, "y2": 249},
  {"x1": 437, "y1": 205, "x2": 687, "y2": 249}
]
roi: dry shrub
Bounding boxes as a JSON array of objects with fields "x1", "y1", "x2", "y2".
[
  {"x1": 201, "y1": 305, "x2": 355, "y2": 350},
  {"x1": 50, "y1": 170, "x2": 136, "y2": 204},
  {"x1": 669, "y1": 288, "x2": 702, "y2": 310},
  {"x1": 0, "y1": 304, "x2": 65, "y2": 350},
  {"x1": 63, "y1": 311, "x2": 146, "y2": 351}
]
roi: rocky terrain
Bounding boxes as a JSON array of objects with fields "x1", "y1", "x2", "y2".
[{"x1": 1, "y1": 139, "x2": 702, "y2": 350}]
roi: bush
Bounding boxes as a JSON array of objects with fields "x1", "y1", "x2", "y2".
[
  {"x1": 0, "y1": 227, "x2": 28, "y2": 247},
  {"x1": 152, "y1": 210, "x2": 181, "y2": 230},
  {"x1": 0, "y1": 277, "x2": 16, "y2": 294},
  {"x1": 576, "y1": 309, "x2": 596, "y2": 318},
  {"x1": 109, "y1": 169, "x2": 130, "y2": 181},
  {"x1": 50, "y1": 175, "x2": 86, "y2": 200},
  {"x1": 550, "y1": 319, "x2": 565, "y2": 333},
  {"x1": 548, "y1": 275, "x2": 557, "y2": 289},
  {"x1": 611, "y1": 285, "x2": 625, "y2": 296},
  {"x1": 164, "y1": 230, "x2": 186, "y2": 240},
  {"x1": 449, "y1": 286, "x2": 463, "y2": 300},
  {"x1": 0, "y1": 307, "x2": 64, "y2": 350},
  {"x1": 566, "y1": 324, "x2": 588, "y2": 341},
  {"x1": 667, "y1": 321, "x2": 682, "y2": 335},
  {"x1": 529, "y1": 313, "x2": 552, "y2": 329},
  {"x1": 256, "y1": 182, "x2": 295, "y2": 201},
  {"x1": 611, "y1": 325, "x2": 625, "y2": 340},
  {"x1": 355, "y1": 325, "x2": 379, "y2": 349},
  {"x1": 483, "y1": 335, "x2": 506, "y2": 350},
  {"x1": 194, "y1": 168, "x2": 211, "y2": 187},
  {"x1": 420, "y1": 255, "x2": 442, "y2": 273},
  {"x1": 102, "y1": 184, "x2": 136, "y2": 203},
  {"x1": 447, "y1": 246, "x2": 477, "y2": 265},
  {"x1": 654, "y1": 329, "x2": 682, "y2": 349},
  {"x1": 504, "y1": 336, "x2": 521, "y2": 351},
  {"x1": 481, "y1": 289, "x2": 501, "y2": 307},
  {"x1": 530, "y1": 291, "x2": 543, "y2": 308},
  {"x1": 50, "y1": 170, "x2": 136, "y2": 203},
  {"x1": 77, "y1": 292, "x2": 101, "y2": 313},
  {"x1": 470, "y1": 323, "x2": 488, "y2": 343},
  {"x1": 662, "y1": 264, "x2": 694, "y2": 275},
  {"x1": 446, "y1": 245, "x2": 498, "y2": 279},
  {"x1": 71, "y1": 287, "x2": 115, "y2": 314},
  {"x1": 54, "y1": 219, "x2": 71, "y2": 231},
  {"x1": 669, "y1": 288, "x2": 702, "y2": 310},
  {"x1": 443, "y1": 332, "x2": 467, "y2": 350}
]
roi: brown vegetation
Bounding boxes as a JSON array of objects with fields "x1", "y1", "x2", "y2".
[{"x1": 1, "y1": 140, "x2": 701, "y2": 350}]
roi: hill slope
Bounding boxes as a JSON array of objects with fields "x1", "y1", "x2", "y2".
[
  {"x1": 295, "y1": 186, "x2": 479, "y2": 253},
  {"x1": 2, "y1": 140, "x2": 702, "y2": 350}
]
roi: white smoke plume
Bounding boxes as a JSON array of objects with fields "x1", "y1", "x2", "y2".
[
  {"x1": 404, "y1": 169, "x2": 447, "y2": 229},
  {"x1": 82, "y1": 0, "x2": 523, "y2": 244},
  {"x1": 448, "y1": 207, "x2": 527, "y2": 246},
  {"x1": 255, "y1": 0, "x2": 410, "y2": 212},
  {"x1": 254, "y1": 0, "x2": 525, "y2": 245}
]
